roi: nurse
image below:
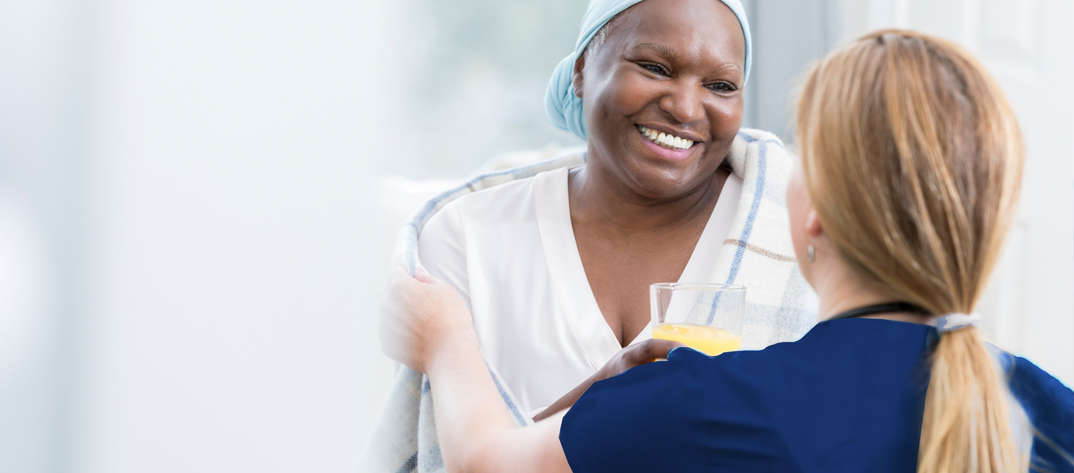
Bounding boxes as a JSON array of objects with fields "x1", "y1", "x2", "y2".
[
  {"x1": 417, "y1": 0, "x2": 816, "y2": 418},
  {"x1": 382, "y1": 31, "x2": 1074, "y2": 472}
]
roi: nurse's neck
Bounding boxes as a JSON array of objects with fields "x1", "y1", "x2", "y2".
[{"x1": 808, "y1": 244, "x2": 933, "y2": 325}]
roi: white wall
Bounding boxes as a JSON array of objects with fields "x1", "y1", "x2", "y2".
[
  {"x1": 0, "y1": 0, "x2": 90, "y2": 470},
  {"x1": 73, "y1": 0, "x2": 406, "y2": 471},
  {"x1": 0, "y1": 1, "x2": 1069, "y2": 472},
  {"x1": 1, "y1": 0, "x2": 582, "y2": 471},
  {"x1": 0, "y1": 0, "x2": 408, "y2": 471}
]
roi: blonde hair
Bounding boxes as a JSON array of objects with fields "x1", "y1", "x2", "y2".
[{"x1": 796, "y1": 30, "x2": 1027, "y2": 472}]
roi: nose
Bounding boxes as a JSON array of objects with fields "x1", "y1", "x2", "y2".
[{"x1": 658, "y1": 80, "x2": 705, "y2": 124}]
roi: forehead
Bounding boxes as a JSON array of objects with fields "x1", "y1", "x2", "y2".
[{"x1": 610, "y1": 0, "x2": 746, "y2": 68}]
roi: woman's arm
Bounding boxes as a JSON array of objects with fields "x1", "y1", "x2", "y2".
[
  {"x1": 380, "y1": 265, "x2": 570, "y2": 473},
  {"x1": 379, "y1": 266, "x2": 681, "y2": 472},
  {"x1": 423, "y1": 319, "x2": 571, "y2": 473}
]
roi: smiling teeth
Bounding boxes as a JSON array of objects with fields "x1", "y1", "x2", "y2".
[{"x1": 638, "y1": 126, "x2": 694, "y2": 150}]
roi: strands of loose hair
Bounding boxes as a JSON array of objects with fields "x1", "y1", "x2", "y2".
[{"x1": 795, "y1": 30, "x2": 1032, "y2": 473}]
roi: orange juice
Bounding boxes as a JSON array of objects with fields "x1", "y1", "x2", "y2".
[{"x1": 652, "y1": 323, "x2": 741, "y2": 356}]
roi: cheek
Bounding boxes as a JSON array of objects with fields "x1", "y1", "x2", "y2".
[
  {"x1": 593, "y1": 70, "x2": 653, "y2": 116},
  {"x1": 584, "y1": 72, "x2": 653, "y2": 144},
  {"x1": 614, "y1": 86, "x2": 660, "y2": 126},
  {"x1": 708, "y1": 96, "x2": 743, "y2": 139},
  {"x1": 699, "y1": 97, "x2": 744, "y2": 168}
]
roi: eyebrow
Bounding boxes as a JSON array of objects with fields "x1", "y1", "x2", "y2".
[
  {"x1": 632, "y1": 43, "x2": 681, "y2": 62},
  {"x1": 631, "y1": 42, "x2": 744, "y2": 78}
]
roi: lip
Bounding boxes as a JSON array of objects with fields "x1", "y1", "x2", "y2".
[
  {"x1": 637, "y1": 123, "x2": 705, "y2": 144},
  {"x1": 635, "y1": 126, "x2": 700, "y2": 162}
]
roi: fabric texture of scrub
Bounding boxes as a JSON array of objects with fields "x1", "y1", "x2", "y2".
[{"x1": 561, "y1": 318, "x2": 1074, "y2": 473}]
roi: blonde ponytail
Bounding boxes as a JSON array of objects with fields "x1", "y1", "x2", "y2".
[
  {"x1": 919, "y1": 328, "x2": 1024, "y2": 472},
  {"x1": 796, "y1": 31, "x2": 1029, "y2": 472}
]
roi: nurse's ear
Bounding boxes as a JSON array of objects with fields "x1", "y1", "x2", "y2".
[
  {"x1": 572, "y1": 53, "x2": 587, "y2": 99},
  {"x1": 805, "y1": 208, "x2": 835, "y2": 262},
  {"x1": 805, "y1": 209, "x2": 823, "y2": 239}
]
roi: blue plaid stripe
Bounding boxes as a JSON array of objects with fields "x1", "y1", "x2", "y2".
[{"x1": 726, "y1": 137, "x2": 769, "y2": 286}]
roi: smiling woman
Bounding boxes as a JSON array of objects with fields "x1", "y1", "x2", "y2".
[
  {"x1": 572, "y1": 0, "x2": 745, "y2": 201},
  {"x1": 404, "y1": 0, "x2": 814, "y2": 422},
  {"x1": 563, "y1": 0, "x2": 747, "y2": 367},
  {"x1": 365, "y1": 0, "x2": 817, "y2": 470}
]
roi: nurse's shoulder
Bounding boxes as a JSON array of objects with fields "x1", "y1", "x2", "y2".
[{"x1": 992, "y1": 348, "x2": 1074, "y2": 472}]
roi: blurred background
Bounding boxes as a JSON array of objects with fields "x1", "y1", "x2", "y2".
[{"x1": 0, "y1": 0, "x2": 1069, "y2": 471}]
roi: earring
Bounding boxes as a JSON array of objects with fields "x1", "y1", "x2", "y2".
[{"x1": 808, "y1": 244, "x2": 815, "y2": 263}]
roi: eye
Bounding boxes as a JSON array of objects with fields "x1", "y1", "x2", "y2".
[
  {"x1": 639, "y1": 63, "x2": 670, "y2": 76},
  {"x1": 705, "y1": 81, "x2": 737, "y2": 93}
]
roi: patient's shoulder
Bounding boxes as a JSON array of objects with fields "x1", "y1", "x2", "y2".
[
  {"x1": 418, "y1": 168, "x2": 560, "y2": 248},
  {"x1": 451, "y1": 172, "x2": 542, "y2": 212},
  {"x1": 433, "y1": 167, "x2": 567, "y2": 228}
]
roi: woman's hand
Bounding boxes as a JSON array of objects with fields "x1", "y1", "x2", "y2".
[
  {"x1": 533, "y1": 338, "x2": 684, "y2": 421},
  {"x1": 594, "y1": 338, "x2": 686, "y2": 383},
  {"x1": 379, "y1": 264, "x2": 475, "y2": 374}
]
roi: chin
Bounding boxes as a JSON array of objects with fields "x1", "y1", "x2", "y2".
[
  {"x1": 631, "y1": 158, "x2": 721, "y2": 198},
  {"x1": 623, "y1": 166, "x2": 707, "y2": 200}
]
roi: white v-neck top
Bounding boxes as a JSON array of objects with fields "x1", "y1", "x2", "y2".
[{"x1": 418, "y1": 166, "x2": 742, "y2": 415}]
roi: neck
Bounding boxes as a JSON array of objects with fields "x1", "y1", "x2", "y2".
[
  {"x1": 569, "y1": 160, "x2": 729, "y2": 234},
  {"x1": 811, "y1": 258, "x2": 932, "y2": 325}
]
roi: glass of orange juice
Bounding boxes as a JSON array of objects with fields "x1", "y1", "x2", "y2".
[{"x1": 650, "y1": 283, "x2": 745, "y2": 356}]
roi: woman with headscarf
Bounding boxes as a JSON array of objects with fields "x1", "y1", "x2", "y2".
[
  {"x1": 382, "y1": 30, "x2": 1074, "y2": 473},
  {"x1": 415, "y1": 0, "x2": 815, "y2": 420}
]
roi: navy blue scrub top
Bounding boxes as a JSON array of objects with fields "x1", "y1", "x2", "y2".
[{"x1": 560, "y1": 318, "x2": 1074, "y2": 473}]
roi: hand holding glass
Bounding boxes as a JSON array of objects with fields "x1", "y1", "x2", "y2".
[{"x1": 650, "y1": 283, "x2": 745, "y2": 356}]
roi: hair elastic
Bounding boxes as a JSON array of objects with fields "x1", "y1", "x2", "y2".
[{"x1": 934, "y1": 313, "x2": 982, "y2": 333}]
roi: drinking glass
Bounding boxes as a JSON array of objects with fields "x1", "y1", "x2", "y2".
[{"x1": 650, "y1": 283, "x2": 746, "y2": 356}]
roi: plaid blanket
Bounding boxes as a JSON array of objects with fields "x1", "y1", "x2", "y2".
[{"x1": 360, "y1": 128, "x2": 818, "y2": 473}]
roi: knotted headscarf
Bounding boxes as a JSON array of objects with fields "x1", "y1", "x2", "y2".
[{"x1": 544, "y1": 0, "x2": 752, "y2": 140}]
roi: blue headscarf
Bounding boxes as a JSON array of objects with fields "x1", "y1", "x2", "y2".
[{"x1": 544, "y1": 0, "x2": 752, "y2": 140}]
